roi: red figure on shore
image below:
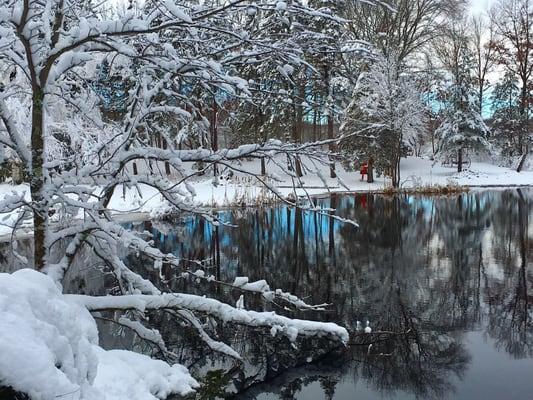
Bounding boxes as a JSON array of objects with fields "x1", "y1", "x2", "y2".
[{"x1": 360, "y1": 162, "x2": 368, "y2": 181}]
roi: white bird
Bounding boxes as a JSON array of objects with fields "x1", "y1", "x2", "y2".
[
  {"x1": 356, "y1": 320, "x2": 361, "y2": 331},
  {"x1": 364, "y1": 320, "x2": 372, "y2": 334}
]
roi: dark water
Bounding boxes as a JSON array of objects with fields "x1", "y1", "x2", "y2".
[
  {"x1": 117, "y1": 189, "x2": 532, "y2": 399},
  {"x1": 2, "y1": 189, "x2": 532, "y2": 399}
]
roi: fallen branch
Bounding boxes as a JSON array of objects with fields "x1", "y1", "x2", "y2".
[{"x1": 67, "y1": 292, "x2": 350, "y2": 345}]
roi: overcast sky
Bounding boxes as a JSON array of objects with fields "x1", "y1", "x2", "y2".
[{"x1": 470, "y1": 0, "x2": 494, "y2": 14}]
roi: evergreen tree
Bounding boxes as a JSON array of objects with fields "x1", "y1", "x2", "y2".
[
  {"x1": 340, "y1": 52, "x2": 426, "y2": 187},
  {"x1": 93, "y1": 59, "x2": 131, "y2": 121},
  {"x1": 490, "y1": 71, "x2": 523, "y2": 158},
  {"x1": 436, "y1": 43, "x2": 490, "y2": 172}
]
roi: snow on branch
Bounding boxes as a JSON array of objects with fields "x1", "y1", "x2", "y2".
[
  {"x1": 67, "y1": 292, "x2": 350, "y2": 345},
  {"x1": 172, "y1": 309, "x2": 243, "y2": 360}
]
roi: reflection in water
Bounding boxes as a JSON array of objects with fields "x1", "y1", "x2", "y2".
[{"x1": 1, "y1": 190, "x2": 532, "y2": 399}]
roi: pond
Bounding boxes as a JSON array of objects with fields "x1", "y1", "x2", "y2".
[{"x1": 2, "y1": 189, "x2": 533, "y2": 399}]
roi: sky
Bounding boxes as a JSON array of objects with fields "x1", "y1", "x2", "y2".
[{"x1": 470, "y1": 0, "x2": 494, "y2": 14}]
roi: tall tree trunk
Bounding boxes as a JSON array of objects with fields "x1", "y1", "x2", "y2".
[
  {"x1": 457, "y1": 148, "x2": 463, "y2": 173},
  {"x1": 328, "y1": 111, "x2": 336, "y2": 178},
  {"x1": 292, "y1": 84, "x2": 304, "y2": 178},
  {"x1": 295, "y1": 156, "x2": 303, "y2": 178},
  {"x1": 31, "y1": 87, "x2": 47, "y2": 270},
  {"x1": 394, "y1": 139, "x2": 401, "y2": 188},
  {"x1": 324, "y1": 65, "x2": 336, "y2": 178},
  {"x1": 517, "y1": 152, "x2": 528, "y2": 172},
  {"x1": 312, "y1": 92, "x2": 318, "y2": 141},
  {"x1": 393, "y1": 156, "x2": 401, "y2": 188},
  {"x1": 163, "y1": 137, "x2": 171, "y2": 175},
  {"x1": 260, "y1": 157, "x2": 266, "y2": 176},
  {"x1": 479, "y1": 85, "x2": 484, "y2": 116},
  {"x1": 367, "y1": 157, "x2": 374, "y2": 183},
  {"x1": 211, "y1": 97, "x2": 218, "y2": 176},
  {"x1": 519, "y1": 82, "x2": 528, "y2": 154}
]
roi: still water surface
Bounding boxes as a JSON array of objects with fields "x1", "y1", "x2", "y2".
[
  {"x1": 119, "y1": 189, "x2": 533, "y2": 399},
  {"x1": 3, "y1": 189, "x2": 532, "y2": 399}
]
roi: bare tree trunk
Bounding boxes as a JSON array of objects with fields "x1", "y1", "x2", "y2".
[
  {"x1": 328, "y1": 112, "x2": 336, "y2": 178},
  {"x1": 457, "y1": 148, "x2": 463, "y2": 173},
  {"x1": 324, "y1": 65, "x2": 336, "y2": 178},
  {"x1": 367, "y1": 157, "x2": 374, "y2": 183},
  {"x1": 394, "y1": 139, "x2": 401, "y2": 188},
  {"x1": 517, "y1": 152, "x2": 528, "y2": 172},
  {"x1": 295, "y1": 156, "x2": 303, "y2": 178},
  {"x1": 519, "y1": 82, "x2": 528, "y2": 155},
  {"x1": 163, "y1": 138, "x2": 171, "y2": 175},
  {"x1": 479, "y1": 86, "x2": 484, "y2": 116},
  {"x1": 312, "y1": 93, "x2": 318, "y2": 141},
  {"x1": 261, "y1": 157, "x2": 266, "y2": 176},
  {"x1": 292, "y1": 84, "x2": 304, "y2": 178},
  {"x1": 31, "y1": 87, "x2": 47, "y2": 270},
  {"x1": 211, "y1": 98, "x2": 218, "y2": 176},
  {"x1": 393, "y1": 156, "x2": 401, "y2": 188}
]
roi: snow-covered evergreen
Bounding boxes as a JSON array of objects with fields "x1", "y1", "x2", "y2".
[
  {"x1": 340, "y1": 52, "x2": 427, "y2": 187},
  {"x1": 436, "y1": 42, "x2": 490, "y2": 172}
]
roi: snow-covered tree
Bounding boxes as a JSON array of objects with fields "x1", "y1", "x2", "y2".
[
  {"x1": 0, "y1": 1, "x2": 354, "y2": 397},
  {"x1": 490, "y1": 70, "x2": 523, "y2": 158},
  {"x1": 228, "y1": 1, "x2": 358, "y2": 179},
  {"x1": 340, "y1": 52, "x2": 427, "y2": 187},
  {"x1": 491, "y1": 0, "x2": 533, "y2": 156},
  {"x1": 436, "y1": 95, "x2": 490, "y2": 173},
  {"x1": 435, "y1": 34, "x2": 490, "y2": 173},
  {"x1": 226, "y1": 3, "x2": 326, "y2": 177}
]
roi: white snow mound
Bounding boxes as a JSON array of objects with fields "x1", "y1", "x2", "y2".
[
  {"x1": 0, "y1": 269, "x2": 198, "y2": 400},
  {"x1": 0, "y1": 269, "x2": 99, "y2": 399},
  {"x1": 94, "y1": 348, "x2": 199, "y2": 400}
]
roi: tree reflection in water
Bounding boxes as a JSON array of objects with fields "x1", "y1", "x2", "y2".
[{"x1": 0, "y1": 189, "x2": 531, "y2": 399}]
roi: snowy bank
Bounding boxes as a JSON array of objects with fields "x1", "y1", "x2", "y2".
[
  {"x1": 0, "y1": 269, "x2": 199, "y2": 400},
  {"x1": 2, "y1": 156, "x2": 533, "y2": 239}
]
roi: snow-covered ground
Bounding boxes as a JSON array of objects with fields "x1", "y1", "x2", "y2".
[
  {"x1": 1, "y1": 156, "x2": 532, "y2": 238},
  {"x1": 0, "y1": 269, "x2": 199, "y2": 400}
]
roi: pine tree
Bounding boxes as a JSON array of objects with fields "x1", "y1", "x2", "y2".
[
  {"x1": 93, "y1": 59, "x2": 131, "y2": 121},
  {"x1": 340, "y1": 52, "x2": 426, "y2": 187},
  {"x1": 490, "y1": 71, "x2": 523, "y2": 158},
  {"x1": 436, "y1": 44, "x2": 490, "y2": 172}
]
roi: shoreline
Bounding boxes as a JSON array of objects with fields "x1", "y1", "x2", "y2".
[{"x1": 1, "y1": 182, "x2": 532, "y2": 243}]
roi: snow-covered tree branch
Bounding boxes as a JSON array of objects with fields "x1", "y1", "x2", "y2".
[{"x1": 0, "y1": 1, "x2": 358, "y2": 398}]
